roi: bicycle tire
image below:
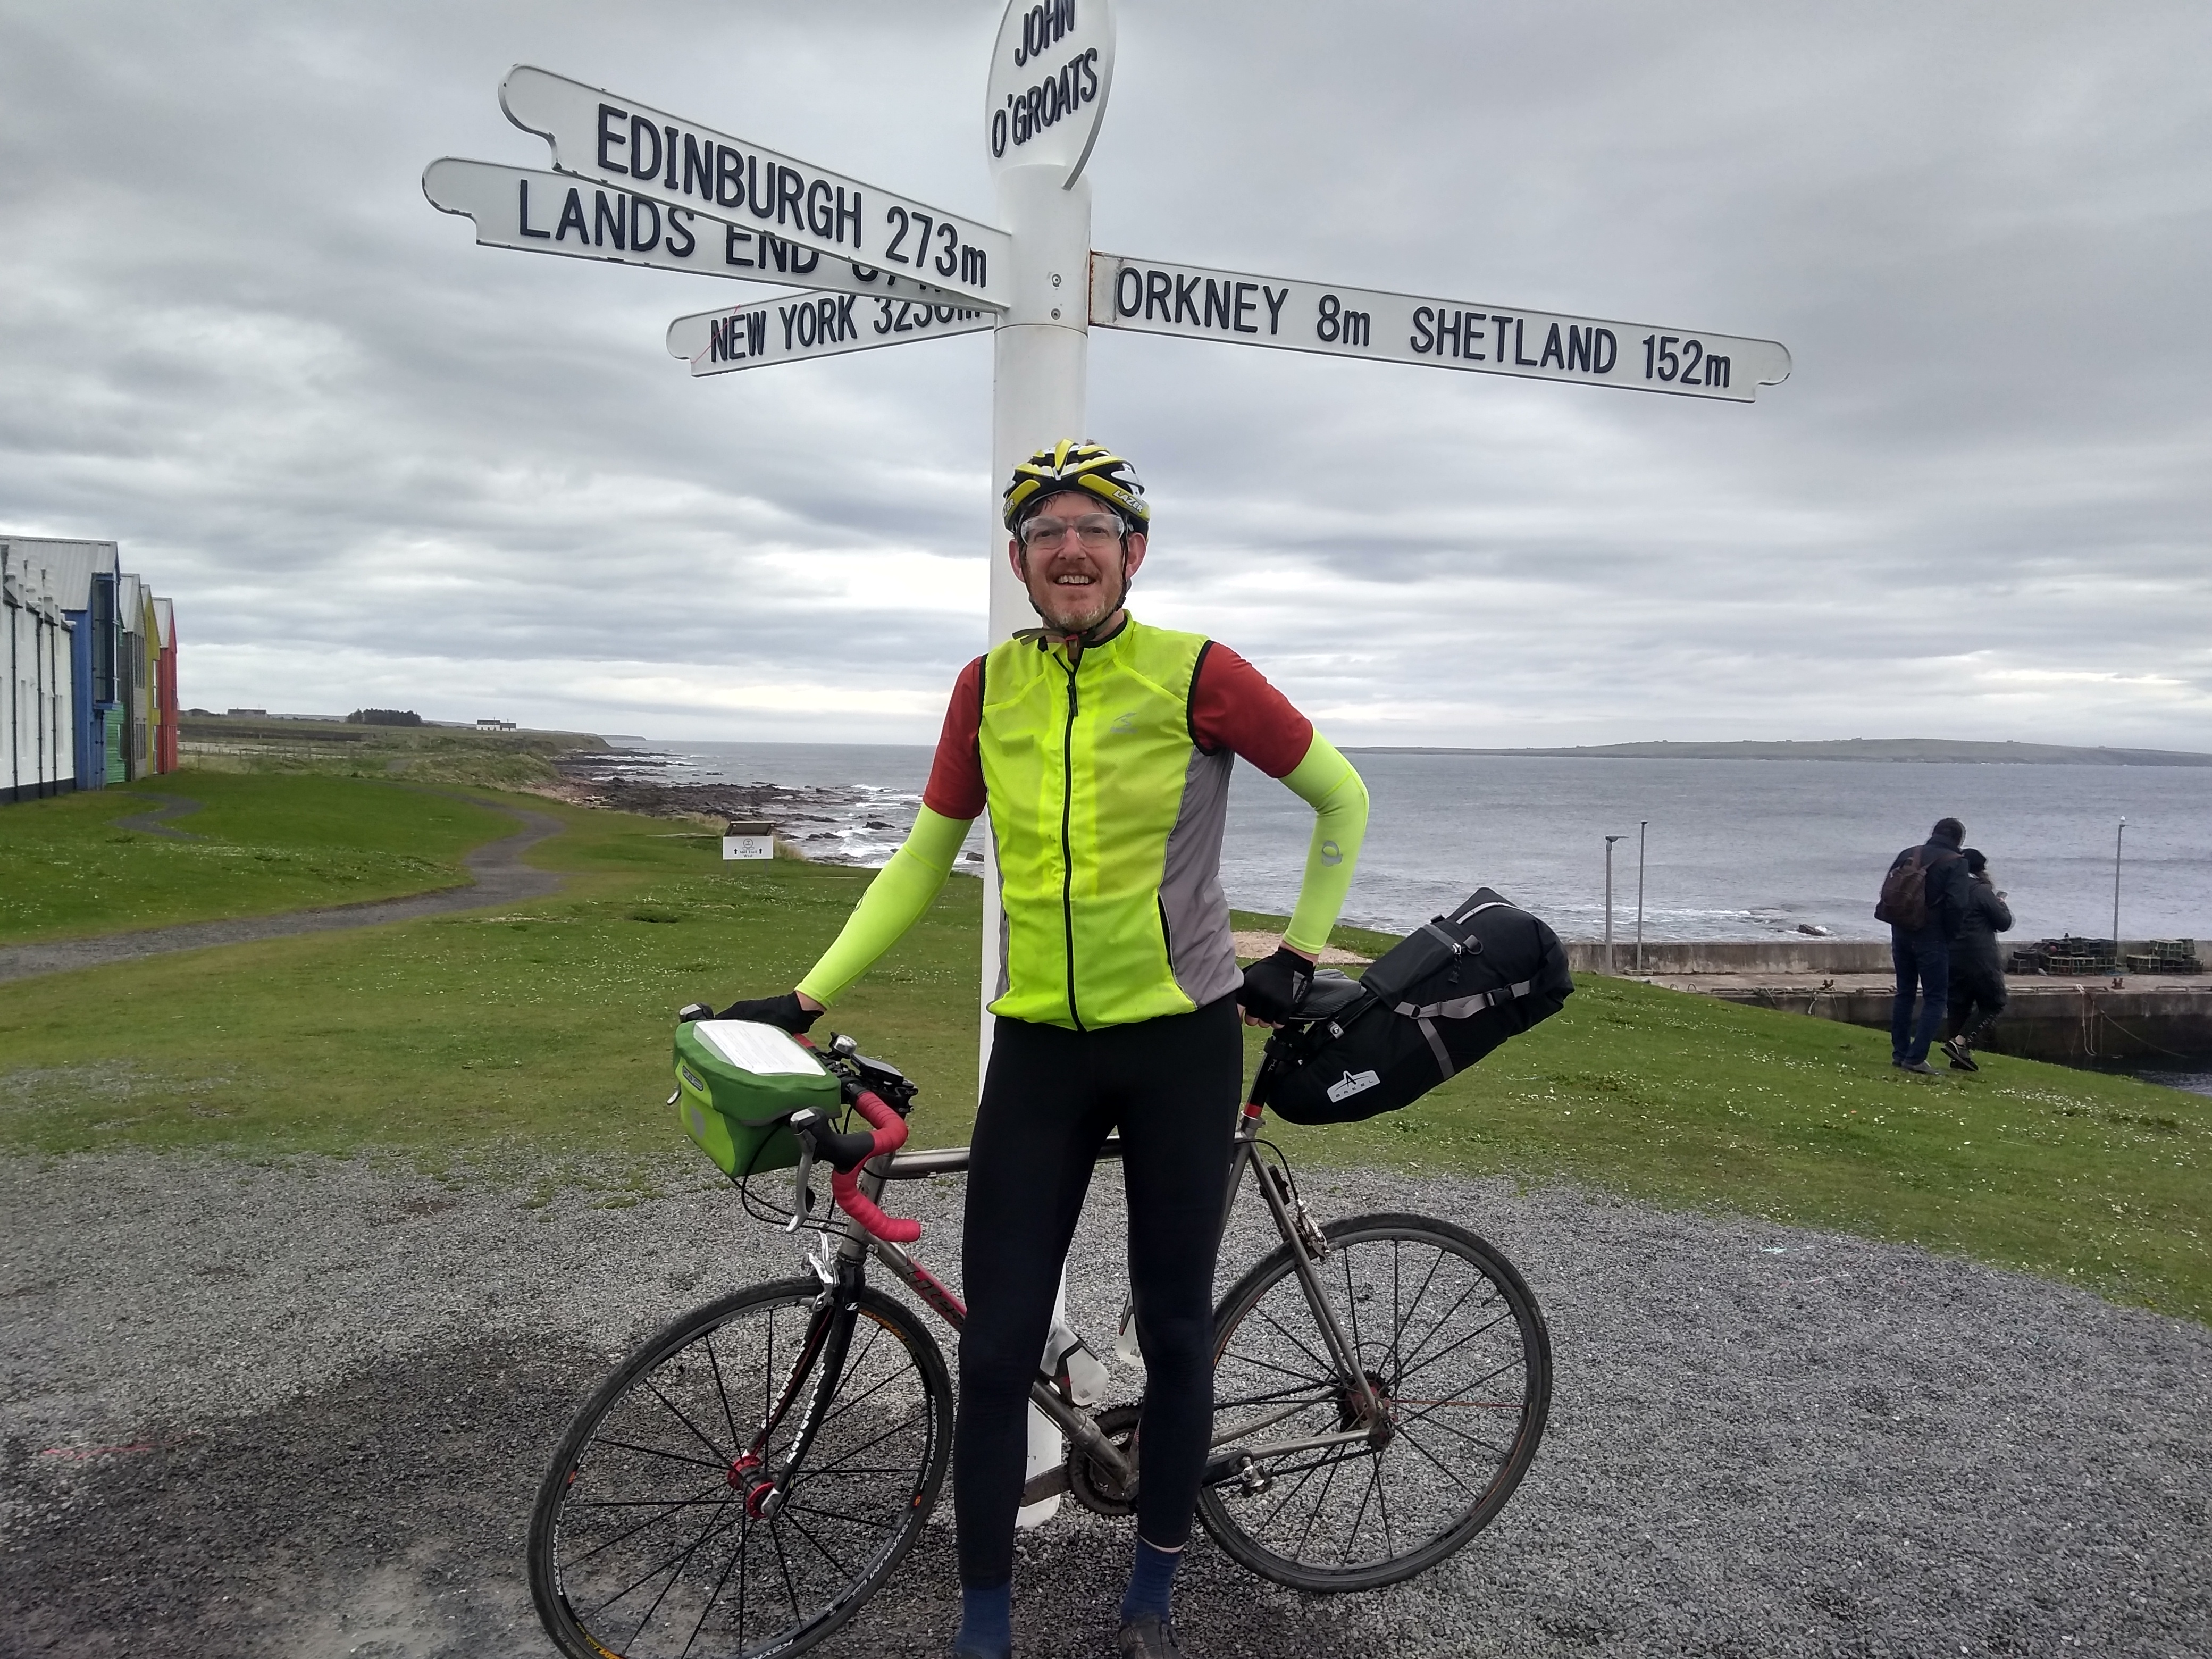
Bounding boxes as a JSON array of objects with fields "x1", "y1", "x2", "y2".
[
  {"x1": 529, "y1": 1277, "x2": 952, "y2": 1659},
  {"x1": 1196, "y1": 1211, "x2": 1551, "y2": 1592}
]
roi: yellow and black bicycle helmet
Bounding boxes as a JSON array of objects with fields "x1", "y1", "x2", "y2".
[{"x1": 1001, "y1": 440, "x2": 1149, "y2": 532}]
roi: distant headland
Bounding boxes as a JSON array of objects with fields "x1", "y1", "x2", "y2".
[{"x1": 1344, "y1": 739, "x2": 2212, "y2": 767}]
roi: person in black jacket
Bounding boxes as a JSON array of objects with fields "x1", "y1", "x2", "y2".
[
  {"x1": 1881, "y1": 816, "x2": 1970, "y2": 1073},
  {"x1": 1941, "y1": 848, "x2": 2013, "y2": 1070}
]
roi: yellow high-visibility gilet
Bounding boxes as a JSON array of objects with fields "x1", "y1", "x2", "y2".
[{"x1": 979, "y1": 618, "x2": 1241, "y2": 1029}]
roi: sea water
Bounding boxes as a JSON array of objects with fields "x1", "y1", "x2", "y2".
[{"x1": 610, "y1": 741, "x2": 2210, "y2": 943}]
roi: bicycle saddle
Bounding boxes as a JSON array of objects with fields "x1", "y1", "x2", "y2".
[{"x1": 1293, "y1": 969, "x2": 1368, "y2": 1021}]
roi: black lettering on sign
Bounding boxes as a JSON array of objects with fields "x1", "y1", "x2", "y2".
[
  {"x1": 1490, "y1": 315, "x2": 1512, "y2": 361},
  {"x1": 1146, "y1": 269, "x2": 1172, "y2": 322},
  {"x1": 777, "y1": 166, "x2": 805, "y2": 230},
  {"x1": 885, "y1": 206, "x2": 910, "y2": 264},
  {"x1": 596, "y1": 104, "x2": 627, "y2": 172},
  {"x1": 593, "y1": 189, "x2": 625, "y2": 250},
  {"x1": 683, "y1": 136, "x2": 713, "y2": 200},
  {"x1": 1566, "y1": 325, "x2": 1591, "y2": 373},
  {"x1": 1262, "y1": 285, "x2": 1286, "y2": 336},
  {"x1": 780, "y1": 301, "x2": 800, "y2": 351},
  {"x1": 747, "y1": 157, "x2": 775, "y2": 222},
  {"x1": 874, "y1": 297, "x2": 894, "y2": 336},
  {"x1": 725, "y1": 224, "x2": 756, "y2": 268},
  {"x1": 1593, "y1": 329, "x2": 1617, "y2": 374},
  {"x1": 1514, "y1": 319, "x2": 1539, "y2": 367},
  {"x1": 836, "y1": 188, "x2": 861, "y2": 249},
  {"x1": 962, "y1": 244, "x2": 987, "y2": 289},
  {"x1": 806, "y1": 179, "x2": 832, "y2": 238},
  {"x1": 835, "y1": 294, "x2": 856, "y2": 341},
  {"x1": 628, "y1": 115, "x2": 661, "y2": 182},
  {"x1": 1115, "y1": 267, "x2": 1142, "y2": 317},
  {"x1": 1232, "y1": 281, "x2": 1257, "y2": 333},
  {"x1": 517, "y1": 179, "x2": 550, "y2": 239},
  {"x1": 935, "y1": 221, "x2": 959, "y2": 278},
  {"x1": 667, "y1": 208, "x2": 696, "y2": 258},
  {"x1": 1703, "y1": 351, "x2": 1728, "y2": 388},
  {"x1": 1679, "y1": 339, "x2": 1703, "y2": 384},
  {"x1": 630, "y1": 196, "x2": 661, "y2": 253},
  {"x1": 1434, "y1": 308, "x2": 1461, "y2": 357},
  {"x1": 1080, "y1": 47, "x2": 1099, "y2": 100},
  {"x1": 1462, "y1": 311, "x2": 1486, "y2": 359},
  {"x1": 1203, "y1": 279, "x2": 1230, "y2": 331},
  {"x1": 715, "y1": 145, "x2": 743, "y2": 210},
  {"x1": 555, "y1": 187, "x2": 588, "y2": 243},
  {"x1": 663, "y1": 125, "x2": 677, "y2": 190},
  {"x1": 1539, "y1": 323, "x2": 1564, "y2": 370},
  {"x1": 1410, "y1": 306, "x2": 1434, "y2": 354},
  {"x1": 1174, "y1": 273, "x2": 1200, "y2": 325}
]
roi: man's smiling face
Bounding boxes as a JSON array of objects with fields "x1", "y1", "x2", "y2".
[{"x1": 1009, "y1": 489, "x2": 1149, "y2": 636}]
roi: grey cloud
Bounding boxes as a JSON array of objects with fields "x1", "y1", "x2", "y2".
[{"x1": 1, "y1": 0, "x2": 2206, "y2": 743}]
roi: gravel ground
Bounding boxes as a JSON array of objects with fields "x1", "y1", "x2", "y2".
[
  {"x1": 2, "y1": 1150, "x2": 2207, "y2": 1659},
  {"x1": 0, "y1": 801, "x2": 564, "y2": 986}
]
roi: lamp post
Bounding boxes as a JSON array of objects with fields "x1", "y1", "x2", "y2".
[
  {"x1": 1635, "y1": 819, "x2": 1648, "y2": 975},
  {"x1": 2113, "y1": 816, "x2": 2126, "y2": 979},
  {"x1": 1604, "y1": 835, "x2": 1625, "y2": 974}
]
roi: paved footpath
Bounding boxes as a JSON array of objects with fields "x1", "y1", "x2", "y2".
[
  {"x1": 1, "y1": 1153, "x2": 2205, "y2": 1658},
  {"x1": 0, "y1": 798, "x2": 565, "y2": 986}
]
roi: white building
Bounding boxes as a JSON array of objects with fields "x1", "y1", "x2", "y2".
[{"x1": 2, "y1": 542, "x2": 78, "y2": 802}]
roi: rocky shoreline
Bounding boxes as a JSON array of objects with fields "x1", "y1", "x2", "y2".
[{"x1": 543, "y1": 746, "x2": 942, "y2": 866}]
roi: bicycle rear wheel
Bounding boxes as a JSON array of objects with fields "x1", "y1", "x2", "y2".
[
  {"x1": 1196, "y1": 1212, "x2": 1551, "y2": 1591},
  {"x1": 529, "y1": 1277, "x2": 952, "y2": 1659}
]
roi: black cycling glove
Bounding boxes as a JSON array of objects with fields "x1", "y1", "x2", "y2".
[
  {"x1": 714, "y1": 991, "x2": 822, "y2": 1035},
  {"x1": 1237, "y1": 946, "x2": 1314, "y2": 1024}
]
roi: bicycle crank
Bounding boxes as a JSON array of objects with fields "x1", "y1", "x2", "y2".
[{"x1": 1065, "y1": 1403, "x2": 1142, "y2": 1516}]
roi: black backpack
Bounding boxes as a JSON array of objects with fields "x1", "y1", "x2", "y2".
[{"x1": 1256, "y1": 889, "x2": 1573, "y2": 1126}]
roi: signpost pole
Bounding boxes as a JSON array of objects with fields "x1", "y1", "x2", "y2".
[
  {"x1": 984, "y1": 162, "x2": 1094, "y2": 1531},
  {"x1": 1604, "y1": 835, "x2": 1623, "y2": 975}
]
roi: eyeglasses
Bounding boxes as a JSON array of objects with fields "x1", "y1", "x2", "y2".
[{"x1": 1018, "y1": 514, "x2": 1125, "y2": 549}]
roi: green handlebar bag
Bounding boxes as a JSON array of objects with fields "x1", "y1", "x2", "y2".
[{"x1": 672, "y1": 1019, "x2": 843, "y2": 1177}]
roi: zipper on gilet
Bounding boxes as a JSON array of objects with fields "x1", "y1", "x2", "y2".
[{"x1": 1058, "y1": 653, "x2": 1083, "y2": 1029}]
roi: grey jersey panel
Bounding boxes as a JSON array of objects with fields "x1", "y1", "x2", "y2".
[{"x1": 1159, "y1": 745, "x2": 1241, "y2": 1009}]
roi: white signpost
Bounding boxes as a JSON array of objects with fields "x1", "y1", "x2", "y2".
[{"x1": 424, "y1": 0, "x2": 1789, "y2": 1528}]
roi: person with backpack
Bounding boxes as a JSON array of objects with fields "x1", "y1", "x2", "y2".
[
  {"x1": 1940, "y1": 848, "x2": 2013, "y2": 1071},
  {"x1": 1876, "y1": 816, "x2": 1971, "y2": 1074}
]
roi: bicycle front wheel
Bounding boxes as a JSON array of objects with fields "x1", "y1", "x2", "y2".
[
  {"x1": 529, "y1": 1277, "x2": 952, "y2": 1659},
  {"x1": 1197, "y1": 1212, "x2": 1551, "y2": 1591}
]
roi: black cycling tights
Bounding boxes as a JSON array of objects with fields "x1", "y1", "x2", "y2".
[{"x1": 954, "y1": 995, "x2": 1243, "y2": 1589}]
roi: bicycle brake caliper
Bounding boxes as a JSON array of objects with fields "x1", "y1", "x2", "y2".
[{"x1": 1270, "y1": 1166, "x2": 1329, "y2": 1263}]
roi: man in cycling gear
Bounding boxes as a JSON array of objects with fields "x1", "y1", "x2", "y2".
[{"x1": 731, "y1": 440, "x2": 1369, "y2": 1659}]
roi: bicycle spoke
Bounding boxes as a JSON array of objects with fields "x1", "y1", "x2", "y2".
[
  {"x1": 583, "y1": 1494, "x2": 732, "y2": 1623},
  {"x1": 1396, "y1": 1311, "x2": 1515, "y2": 1390},
  {"x1": 808, "y1": 1349, "x2": 910, "y2": 1436},
  {"x1": 628, "y1": 1504, "x2": 740, "y2": 1653},
  {"x1": 781, "y1": 1496, "x2": 898, "y2": 1532},
  {"x1": 590, "y1": 1437, "x2": 730, "y2": 1474},
  {"x1": 705, "y1": 1328, "x2": 743, "y2": 1453},
  {"x1": 791, "y1": 1405, "x2": 928, "y2": 1479},
  {"x1": 1389, "y1": 1421, "x2": 1480, "y2": 1496},
  {"x1": 679, "y1": 1514, "x2": 751, "y2": 1659},
  {"x1": 767, "y1": 1511, "x2": 804, "y2": 1617},
  {"x1": 1392, "y1": 1403, "x2": 1513, "y2": 1460},
  {"x1": 643, "y1": 1375, "x2": 735, "y2": 1465},
  {"x1": 566, "y1": 1478, "x2": 728, "y2": 1568},
  {"x1": 1341, "y1": 1244, "x2": 1367, "y2": 1368},
  {"x1": 1249, "y1": 1304, "x2": 1338, "y2": 1379},
  {"x1": 1341, "y1": 1454, "x2": 1383, "y2": 1565}
]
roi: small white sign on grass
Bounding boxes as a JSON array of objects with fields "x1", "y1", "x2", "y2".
[{"x1": 722, "y1": 820, "x2": 774, "y2": 861}]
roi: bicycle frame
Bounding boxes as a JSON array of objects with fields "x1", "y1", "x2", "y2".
[{"x1": 776, "y1": 1094, "x2": 1387, "y2": 1511}]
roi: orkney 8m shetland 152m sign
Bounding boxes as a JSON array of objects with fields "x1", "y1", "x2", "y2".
[
  {"x1": 1090, "y1": 253, "x2": 1792, "y2": 402},
  {"x1": 985, "y1": 0, "x2": 1115, "y2": 186},
  {"x1": 500, "y1": 65, "x2": 1011, "y2": 309}
]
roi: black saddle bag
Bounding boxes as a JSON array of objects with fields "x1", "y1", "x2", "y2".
[{"x1": 1255, "y1": 889, "x2": 1573, "y2": 1126}]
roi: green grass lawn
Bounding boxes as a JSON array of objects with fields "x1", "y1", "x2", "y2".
[
  {"x1": 1, "y1": 782, "x2": 2205, "y2": 1320},
  {"x1": 0, "y1": 774, "x2": 519, "y2": 944}
]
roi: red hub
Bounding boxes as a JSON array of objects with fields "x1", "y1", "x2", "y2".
[{"x1": 726, "y1": 1452, "x2": 760, "y2": 1491}]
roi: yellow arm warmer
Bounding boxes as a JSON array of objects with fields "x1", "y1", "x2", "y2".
[
  {"x1": 1279, "y1": 734, "x2": 1370, "y2": 957},
  {"x1": 795, "y1": 807, "x2": 971, "y2": 1007}
]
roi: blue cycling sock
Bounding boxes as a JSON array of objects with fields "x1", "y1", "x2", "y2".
[
  {"x1": 1119, "y1": 1537, "x2": 1183, "y2": 1626},
  {"x1": 954, "y1": 1579, "x2": 1012, "y2": 1658}
]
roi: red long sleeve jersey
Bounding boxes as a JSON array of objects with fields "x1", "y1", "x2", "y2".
[{"x1": 921, "y1": 640, "x2": 1313, "y2": 819}]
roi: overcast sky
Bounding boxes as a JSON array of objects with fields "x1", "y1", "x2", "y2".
[{"x1": 3, "y1": 1, "x2": 2206, "y2": 748}]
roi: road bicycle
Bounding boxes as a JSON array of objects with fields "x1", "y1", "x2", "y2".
[{"x1": 526, "y1": 976, "x2": 1552, "y2": 1659}]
